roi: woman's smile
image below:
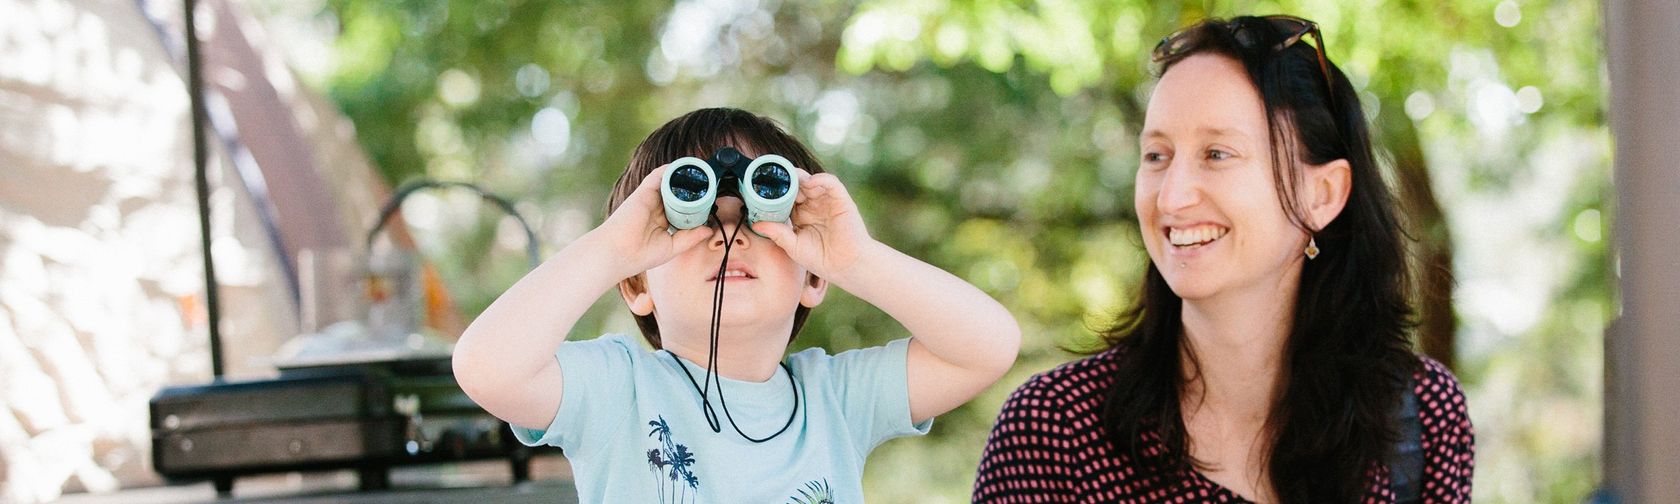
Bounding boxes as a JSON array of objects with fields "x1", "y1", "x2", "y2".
[{"x1": 1162, "y1": 223, "x2": 1231, "y2": 261}]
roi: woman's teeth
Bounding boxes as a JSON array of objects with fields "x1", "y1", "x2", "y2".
[
  {"x1": 1168, "y1": 226, "x2": 1229, "y2": 247},
  {"x1": 722, "y1": 269, "x2": 750, "y2": 278}
]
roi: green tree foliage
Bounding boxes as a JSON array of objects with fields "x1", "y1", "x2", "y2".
[
  {"x1": 836, "y1": 1, "x2": 1609, "y2": 501},
  {"x1": 280, "y1": 0, "x2": 1608, "y2": 501}
]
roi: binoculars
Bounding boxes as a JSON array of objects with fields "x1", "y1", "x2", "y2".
[{"x1": 660, "y1": 147, "x2": 799, "y2": 231}]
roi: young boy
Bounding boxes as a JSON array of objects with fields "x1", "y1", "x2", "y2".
[{"x1": 453, "y1": 108, "x2": 1020, "y2": 502}]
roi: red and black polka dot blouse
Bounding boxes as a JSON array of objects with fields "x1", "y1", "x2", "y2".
[{"x1": 972, "y1": 346, "x2": 1474, "y2": 503}]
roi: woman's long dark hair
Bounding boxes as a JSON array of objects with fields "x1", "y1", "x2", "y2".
[{"x1": 1099, "y1": 17, "x2": 1420, "y2": 502}]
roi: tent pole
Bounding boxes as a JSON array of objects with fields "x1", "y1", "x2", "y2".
[{"x1": 185, "y1": 0, "x2": 225, "y2": 378}]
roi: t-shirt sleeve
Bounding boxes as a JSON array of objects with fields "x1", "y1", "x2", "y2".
[
  {"x1": 1415, "y1": 357, "x2": 1475, "y2": 503},
  {"x1": 509, "y1": 334, "x2": 638, "y2": 450},
  {"x1": 825, "y1": 338, "x2": 932, "y2": 458}
]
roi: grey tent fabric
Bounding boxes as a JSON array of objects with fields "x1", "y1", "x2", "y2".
[{"x1": 0, "y1": 0, "x2": 396, "y2": 500}]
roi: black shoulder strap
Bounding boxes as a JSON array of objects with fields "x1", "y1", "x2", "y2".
[{"x1": 1389, "y1": 380, "x2": 1424, "y2": 504}]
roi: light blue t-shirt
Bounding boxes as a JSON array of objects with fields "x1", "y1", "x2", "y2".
[{"x1": 512, "y1": 334, "x2": 932, "y2": 503}]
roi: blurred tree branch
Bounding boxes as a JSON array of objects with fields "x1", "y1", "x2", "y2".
[{"x1": 1380, "y1": 95, "x2": 1458, "y2": 369}]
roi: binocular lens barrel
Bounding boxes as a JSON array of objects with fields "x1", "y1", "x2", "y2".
[
  {"x1": 660, "y1": 157, "x2": 717, "y2": 230},
  {"x1": 658, "y1": 151, "x2": 798, "y2": 232},
  {"x1": 740, "y1": 154, "x2": 797, "y2": 225},
  {"x1": 669, "y1": 165, "x2": 711, "y2": 202},
  {"x1": 750, "y1": 164, "x2": 791, "y2": 200}
]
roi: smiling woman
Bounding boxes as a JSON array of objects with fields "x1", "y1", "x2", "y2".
[
  {"x1": 1135, "y1": 54, "x2": 1335, "y2": 303},
  {"x1": 973, "y1": 16, "x2": 1474, "y2": 504}
]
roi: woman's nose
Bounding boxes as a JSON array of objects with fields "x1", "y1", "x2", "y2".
[
  {"x1": 708, "y1": 197, "x2": 751, "y2": 250},
  {"x1": 1154, "y1": 162, "x2": 1203, "y2": 213}
]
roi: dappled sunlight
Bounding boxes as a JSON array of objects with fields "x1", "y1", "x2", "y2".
[
  {"x1": 262, "y1": 0, "x2": 1611, "y2": 499},
  {"x1": 0, "y1": 0, "x2": 211, "y2": 499},
  {"x1": 2, "y1": 0, "x2": 1619, "y2": 501},
  {"x1": 1, "y1": 0, "x2": 384, "y2": 501}
]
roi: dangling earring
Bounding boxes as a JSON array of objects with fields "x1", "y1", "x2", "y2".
[{"x1": 1305, "y1": 237, "x2": 1320, "y2": 260}]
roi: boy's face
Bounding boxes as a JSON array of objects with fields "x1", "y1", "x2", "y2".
[{"x1": 623, "y1": 146, "x2": 827, "y2": 348}]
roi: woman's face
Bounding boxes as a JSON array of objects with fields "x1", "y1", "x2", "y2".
[{"x1": 1135, "y1": 53, "x2": 1311, "y2": 302}]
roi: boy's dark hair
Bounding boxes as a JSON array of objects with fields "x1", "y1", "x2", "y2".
[{"x1": 607, "y1": 107, "x2": 827, "y2": 349}]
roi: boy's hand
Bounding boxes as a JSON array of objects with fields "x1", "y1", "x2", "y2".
[
  {"x1": 597, "y1": 165, "x2": 712, "y2": 276},
  {"x1": 750, "y1": 171, "x2": 875, "y2": 284},
  {"x1": 752, "y1": 170, "x2": 1020, "y2": 426}
]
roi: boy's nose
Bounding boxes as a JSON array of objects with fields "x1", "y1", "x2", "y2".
[{"x1": 709, "y1": 197, "x2": 750, "y2": 250}]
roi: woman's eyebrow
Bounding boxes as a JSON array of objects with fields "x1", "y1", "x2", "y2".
[
  {"x1": 1139, "y1": 127, "x2": 1252, "y2": 141},
  {"x1": 1198, "y1": 126, "x2": 1251, "y2": 141}
]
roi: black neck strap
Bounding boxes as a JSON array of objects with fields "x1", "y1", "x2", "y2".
[
  {"x1": 669, "y1": 352, "x2": 799, "y2": 443},
  {"x1": 670, "y1": 209, "x2": 800, "y2": 443}
]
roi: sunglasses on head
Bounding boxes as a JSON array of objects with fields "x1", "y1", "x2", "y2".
[{"x1": 1152, "y1": 15, "x2": 1335, "y2": 108}]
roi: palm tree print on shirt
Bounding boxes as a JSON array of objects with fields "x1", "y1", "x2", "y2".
[
  {"x1": 647, "y1": 416, "x2": 700, "y2": 504},
  {"x1": 788, "y1": 479, "x2": 834, "y2": 504}
]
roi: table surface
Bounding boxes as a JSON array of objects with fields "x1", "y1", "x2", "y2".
[{"x1": 54, "y1": 456, "x2": 578, "y2": 504}]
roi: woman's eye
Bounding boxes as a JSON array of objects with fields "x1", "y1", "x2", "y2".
[
  {"x1": 1142, "y1": 152, "x2": 1168, "y2": 164},
  {"x1": 1206, "y1": 149, "x2": 1232, "y2": 161}
]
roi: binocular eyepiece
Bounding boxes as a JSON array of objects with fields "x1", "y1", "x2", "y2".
[{"x1": 660, "y1": 147, "x2": 798, "y2": 231}]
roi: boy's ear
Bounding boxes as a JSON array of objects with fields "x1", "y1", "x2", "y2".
[
  {"x1": 1307, "y1": 158, "x2": 1353, "y2": 231},
  {"x1": 618, "y1": 274, "x2": 656, "y2": 316},
  {"x1": 798, "y1": 273, "x2": 829, "y2": 308}
]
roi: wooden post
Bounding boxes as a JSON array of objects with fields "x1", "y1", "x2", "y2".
[{"x1": 1603, "y1": 0, "x2": 1680, "y2": 500}]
